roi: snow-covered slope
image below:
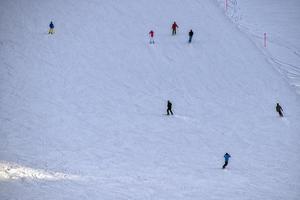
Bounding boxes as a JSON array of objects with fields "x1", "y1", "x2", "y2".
[
  {"x1": 1, "y1": 0, "x2": 300, "y2": 199},
  {"x1": 219, "y1": 0, "x2": 300, "y2": 95}
]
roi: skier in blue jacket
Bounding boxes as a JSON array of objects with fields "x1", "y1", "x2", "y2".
[
  {"x1": 222, "y1": 153, "x2": 231, "y2": 169},
  {"x1": 49, "y1": 21, "x2": 54, "y2": 34}
]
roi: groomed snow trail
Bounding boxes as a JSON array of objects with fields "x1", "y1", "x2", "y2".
[
  {"x1": 217, "y1": 0, "x2": 300, "y2": 95},
  {"x1": 1, "y1": 0, "x2": 300, "y2": 199}
]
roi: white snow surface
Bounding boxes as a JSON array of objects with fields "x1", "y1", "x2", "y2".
[
  {"x1": 1, "y1": 0, "x2": 300, "y2": 199},
  {"x1": 218, "y1": 0, "x2": 300, "y2": 95}
]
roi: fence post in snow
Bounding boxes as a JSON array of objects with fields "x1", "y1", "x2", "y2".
[
  {"x1": 264, "y1": 33, "x2": 267, "y2": 47},
  {"x1": 225, "y1": 0, "x2": 228, "y2": 11}
]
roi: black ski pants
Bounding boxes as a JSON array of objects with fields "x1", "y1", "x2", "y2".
[
  {"x1": 167, "y1": 109, "x2": 173, "y2": 115},
  {"x1": 222, "y1": 161, "x2": 228, "y2": 169},
  {"x1": 189, "y1": 35, "x2": 193, "y2": 43}
]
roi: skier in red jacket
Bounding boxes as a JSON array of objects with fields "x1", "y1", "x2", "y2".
[
  {"x1": 149, "y1": 30, "x2": 154, "y2": 44},
  {"x1": 171, "y1": 22, "x2": 178, "y2": 35}
]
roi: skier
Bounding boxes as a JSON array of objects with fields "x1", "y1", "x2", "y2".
[
  {"x1": 222, "y1": 153, "x2": 231, "y2": 169},
  {"x1": 171, "y1": 21, "x2": 178, "y2": 35},
  {"x1": 188, "y1": 29, "x2": 194, "y2": 43},
  {"x1": 49, "y1": 21, "x2": 55, "y2": 34},
  {"x1": 167, "y1": 100, "x2": 173, "y2": 115},
  {"x1": 276, "y1": 103, "x2": 283, "y2": 117},
  {"x1": 149, "y1": 30, "x2": 155, "y2": 44}
]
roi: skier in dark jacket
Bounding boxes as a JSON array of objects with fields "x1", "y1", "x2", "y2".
[
  {"x1": 188, "y1": 29, "x2": 194, "y2": 43},
  {"x1": 149, "y1": 30, "x2": 155, "y2": 44},
  {"x1": 222, "y1": 153, "x2": 231, "y2": 169},
  {"x1": 49, "y1": 21, "x2": 54, "y2": 34},
  {"x1": 171, "y1": 22, "x2": 178, "y2": 35},
  {"x1": 276, "y1": 103, "x2": 283, "y2": 117},
  {"x1": 167, "y1": 100, "x2": 173, "y2": 115}
]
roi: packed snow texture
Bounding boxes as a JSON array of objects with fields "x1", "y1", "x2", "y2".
[
  {"x1": 1, "y1": 0, "x2": 300, "y2": 199},
  {"x1": 219, "y1": 0, "x2": 300, "y2": 95}
]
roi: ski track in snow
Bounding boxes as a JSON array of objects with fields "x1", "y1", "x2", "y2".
[{"x1": 217, "y1": 0, "x2": 300, "y2": 95}]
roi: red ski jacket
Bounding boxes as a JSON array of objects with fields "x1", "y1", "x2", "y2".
[
  {"x1": 149, "y1": 30, "x2": 154, "y2": 37},
  {"x1": 172, "y1": 23, "x2": 178, "y2": 30}
]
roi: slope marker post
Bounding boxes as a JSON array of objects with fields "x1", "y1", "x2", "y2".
[
  {"x1": 264, "y1": 33, "x2": 267, "y2": 48},
  {"x1": 225, "y1": 0, "x2": 228, "y2": 11}
]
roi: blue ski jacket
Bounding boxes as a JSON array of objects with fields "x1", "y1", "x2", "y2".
[
  {"x1": 49, "y1": 22, "x2": 54, "y2": 29},
  {"x1": 224, "y1": 153, "x2": 231, "y2": 162}
]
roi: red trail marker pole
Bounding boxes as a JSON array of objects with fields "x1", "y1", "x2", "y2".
[{"x1": 264, "y1": 33, "x2": 267, "y2": 47}]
